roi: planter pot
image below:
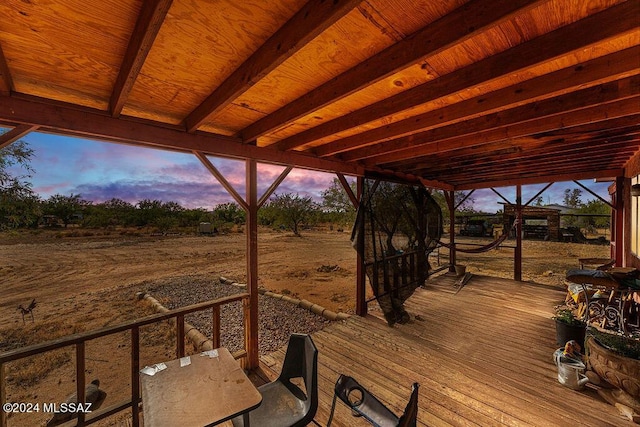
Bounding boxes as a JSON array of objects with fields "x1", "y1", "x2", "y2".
[
  {"x1": 555, "y1": 319, "x2": 586, "y2": 350},
  {"x1": 586, "y1": 335, "x2": 640, "y2": 399}
]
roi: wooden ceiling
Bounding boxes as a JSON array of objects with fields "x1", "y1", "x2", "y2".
[{"x1": 0, "y1": 0, "x2": 638, "y2": 190}]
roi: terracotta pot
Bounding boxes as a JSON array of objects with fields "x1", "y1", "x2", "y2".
[{"x1": 586, "y1": 335, "x2": 640, "y2": 399}]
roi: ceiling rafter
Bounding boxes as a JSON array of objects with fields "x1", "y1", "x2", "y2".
[
  {"x1": 0, "y1": 94, "x2": 362, "y2": 176},
  {"x1": 240, "y1": 0, "x2": 546, "y2": 142},
  {"x1": 109, "y1": 0, "x2": 174, "y2": 117},
  {"x1": 415, "y1": 139, "x2": 639, "y2": 178},
  {"x1": 380, "y1": 116, "x2": 640, "y2": 170},
  {"x1": 350, "y1": 82, "x2": 640, "y2": 165},
  {"x1": 0, "y1": 43, "x2": 14, "y2": 96},
  {"x1": 458, "y1": 169, "x2": 625, "y2": 191},
  {"x1": 184, "y1": 0, "x2": 362, "y2": 133},
  {"x1": 310, "y1": 48, "x2": 639, "y2": 157},
  {"x1": 276, "y1": 1, "x2": 639, "y2": 153}
]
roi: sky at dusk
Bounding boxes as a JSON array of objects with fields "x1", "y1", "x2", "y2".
[{"x1": 4, "y1": 128, "x2": 613, "y2": 213}]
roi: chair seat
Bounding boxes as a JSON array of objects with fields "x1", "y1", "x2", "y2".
[{"x1": 231, "y1": 381, "x2": 308, "y2": 427}]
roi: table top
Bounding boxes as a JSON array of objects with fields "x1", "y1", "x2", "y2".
[{"x1": 140, "y1": 348, "x2": 262, "y2": 427}]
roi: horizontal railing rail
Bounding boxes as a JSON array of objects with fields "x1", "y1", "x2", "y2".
[{"x1": 0, "y1": 292, "x2": 250, "y2": 427}]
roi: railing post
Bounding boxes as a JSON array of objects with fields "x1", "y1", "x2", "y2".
[
  {"x1": 131, "y1": 326, "x2": 140, "y2": 427},
  {"x1": 76, "y1": 342, "x2": 86, "y2": 426},
  {"x1": 176, "y1": 315, "x2": 185, "y2": 358},
  {"x1": 242, "y1": 297, "x2": 251, "y2": 370},
  {"x1": 212, "y1": 305, "x2": 221, "y2": 349},
  {"x1": 1, "y1": 362, "x2": 6, "y2": 427}
]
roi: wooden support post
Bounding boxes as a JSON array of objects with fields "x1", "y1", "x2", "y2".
[
  {"x1": 515, "y1": 185, "x2": 523, "y2": 281},
  {"x1": 1, "y1": 362, "x2": 6, "y2": 427},
  {"x1": 355, "y1": 177, "x2": 367, "y2": 316},
  {"x1": 212, "y1": 305, "x2": 221, "y2": 349},
  {"x1": 614, "y1": 176, "x2": 624, "y2": 266},
  {"x1": 245, "y1": 159, "x2": 259, "y2": 369},
  {"x1": 447, "y1": 190, "x2": 456, "y2": 273},
  {"x1": 76, "y1": 342, "x2": 86, "y2": 426},
  {"x1": 176, "y1": 314, "x2": 185, "y2": 358},
  {"x1": 131, "y1": 326, "x2": 140, "y2": 427}
]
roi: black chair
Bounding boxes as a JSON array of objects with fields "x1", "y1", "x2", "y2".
[
  {"x1": 327, "y1": 374, "x2": 419, "y2": 427},
  {"x1": 232, "y1": 333, "x2": 318, "y2": 427}
]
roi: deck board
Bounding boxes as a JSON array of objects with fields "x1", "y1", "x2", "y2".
[{"x1": 262, "y1": 274, "x2": 635, "y2": 426}]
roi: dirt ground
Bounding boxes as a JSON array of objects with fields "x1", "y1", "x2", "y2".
[{"x1": 0, "y1": 227, "x2": 609, "y2": 426}]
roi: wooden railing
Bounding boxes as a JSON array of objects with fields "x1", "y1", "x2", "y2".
[{"x1": 0, "y1": 293, "x2": 250, "y2": 427}]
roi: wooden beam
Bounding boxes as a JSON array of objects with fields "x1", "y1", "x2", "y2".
[
  {"x1": 245, "y1": 159, "x2": 259, "y2": 369},
  {"x1": 281, "y1": 2, "x2": 640, "y2": 154},
  {"x1": 337, "y1": 173, "x2": 358, "y2": 209},
  {"x1": 241, "y1": 0, "x2": 546, "y2": 142},
  {"x1": 257, "y1": 166, "x2": 292, "y2": 208},
  {"x1": 194, "y1": 151, "x2": 249, "y2": 211},
  {"x1": 410, "y1": 135, "x2": 639, "y2": 176},
  {"x1": 109, "y1": 0, "x2": 173, "y2": 117},
  {"x1": 311, "y1": 47, "x2": 640, "y2": 156},
  {"x1": 0, "y1": 95, "x2": 363, "y2": 176},
  {"x1": 454, "y1": 169, "x2": 625, "y2": 190},
  {"x1": 355, "y1": 176, "x2": 366, "y2": 316},
  {"x1": 0, "y1": 43, "x2": 13, "y2": 96},
  {"x1": 381, "y1": 119, "x2": 640, "y2": 170},
  {"x1": 185, "y1": 0, "x2": 361, "y2": 133},
  {"x1": 357, "y1": 92, "x2": 640, "y2": 166},
  {"x1": 342, "y1": 77, "x2": 640, "y2": 162},
  {"x1": 0, "y1": 124, "x2": 38, "y2": 149},
  {"x1": 573, "y1": 180, "x2": 614, "y2": 209},
  {"x1": 515, "y1": 185, "x2": 522, "y2": 281}
]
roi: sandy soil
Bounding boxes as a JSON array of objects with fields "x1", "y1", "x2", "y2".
[{"x1": 0, "y1": 228, "x2": 609, "y2": 426}]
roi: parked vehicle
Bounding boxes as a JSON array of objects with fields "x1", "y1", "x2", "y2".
[{"x1": 460, "y1": 219, "x2": 492, "y2": 237}]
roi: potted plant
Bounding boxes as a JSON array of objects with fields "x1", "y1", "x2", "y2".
[{"x1": 553, "y1": 307, "x2": 586, "y2": 350}]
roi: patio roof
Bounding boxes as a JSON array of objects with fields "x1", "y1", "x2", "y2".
[{"x1": 0, "y1": 0, "x2": 638, "y2": 189}]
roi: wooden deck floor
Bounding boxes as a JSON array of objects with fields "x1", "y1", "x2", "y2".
[{"x1": 262, "y1": 274, "x2": 635, "y2": 426}]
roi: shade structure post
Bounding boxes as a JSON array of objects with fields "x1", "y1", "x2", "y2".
[
  {"x1": 515, "y1": 185, "x2": 523, "y2": 281},
  {"x1": 245, "y1": 159, "x2": 259, "y2": 368},
  {"x1": 447, "y1": 191, "x2": 456, "y2": 273},
  {"x1": 355, "y1": 176, "x2": 367, "y2": 316}
]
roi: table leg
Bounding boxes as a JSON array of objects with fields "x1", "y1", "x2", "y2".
[{"x1": 243, "y1": 412, "x2": 250, "y2": 427}]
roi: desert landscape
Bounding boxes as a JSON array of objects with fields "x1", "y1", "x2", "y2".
[{"x1": 0, "y1": 227, "x2": 609, "y2": 426}]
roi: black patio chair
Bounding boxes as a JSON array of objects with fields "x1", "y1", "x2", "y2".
[
  {"x1": 232, "y1": 333, "x2": 318, "y2": 427},
  {"x1": 326, "y1": 374, "x2": 419, "y2": 427}
]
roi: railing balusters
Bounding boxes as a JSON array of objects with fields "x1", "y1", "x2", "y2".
[
  {"x1": 131, "y1": 326, "x2": 140, "y2": 427},
  {"x1": 0, "y1": 293, "x2": 249, "y2": 426}
]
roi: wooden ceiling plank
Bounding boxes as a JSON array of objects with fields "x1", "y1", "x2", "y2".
[
  {"x1": 0, "y1": 42, "x2": 14, "y2": 96},
  {"x1": 184, "y1": 0, "x2": 362, "y2": 133},
  {"x1": 109, "y1": 0, "x2": 174, "y2": 117},
  {"x1": 310, "y1": 47, "x2": 640, "y2": 156},
  {"x1": 0, "y1": 94, "x2": 362, "y2": 176},
  {"x1": 240, "y1": 0, "x2": 547, "y2": 142},
  {"x1": 0, "y1": 124, "x2": 38, "y2": 149},
  {"x1": 353, "y1": 82, "x2": 640, "y2": 165},
  {"x1": 381, "y1": 116, "x2": 640, "y2": 169},
  {"x1": 294, "y1": 1, "x2": 640, "y2": 154},
  {"x1": 455, "y1": 169, "x2": 624, "y2": 190}
]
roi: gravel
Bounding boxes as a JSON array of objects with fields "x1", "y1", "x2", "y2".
[{"x1": 143, "y1": 275, "x2": 331, "y2": 355}]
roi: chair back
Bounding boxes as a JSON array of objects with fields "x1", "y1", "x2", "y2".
[
  {"x1": 397, "y1": 383, "x2": 419, "y2": 427},
  {"x1": 334, "y1": 374, "x2": 399, "y2": 427},
  {"x1": 278, "y1": 333, "x2": 319, "y2": 426}
]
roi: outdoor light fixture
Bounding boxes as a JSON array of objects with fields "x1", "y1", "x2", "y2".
[{"x1": 632, "y1": 183, "x2": 640, "y2": 197}]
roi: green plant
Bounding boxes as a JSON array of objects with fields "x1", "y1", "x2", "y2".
[
  {"x1": 590, "y1": 329, "x2": 640, "y2": 360},
  {"x1": 553, "y1": 308, "x2": 585, "y2": 326}
]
